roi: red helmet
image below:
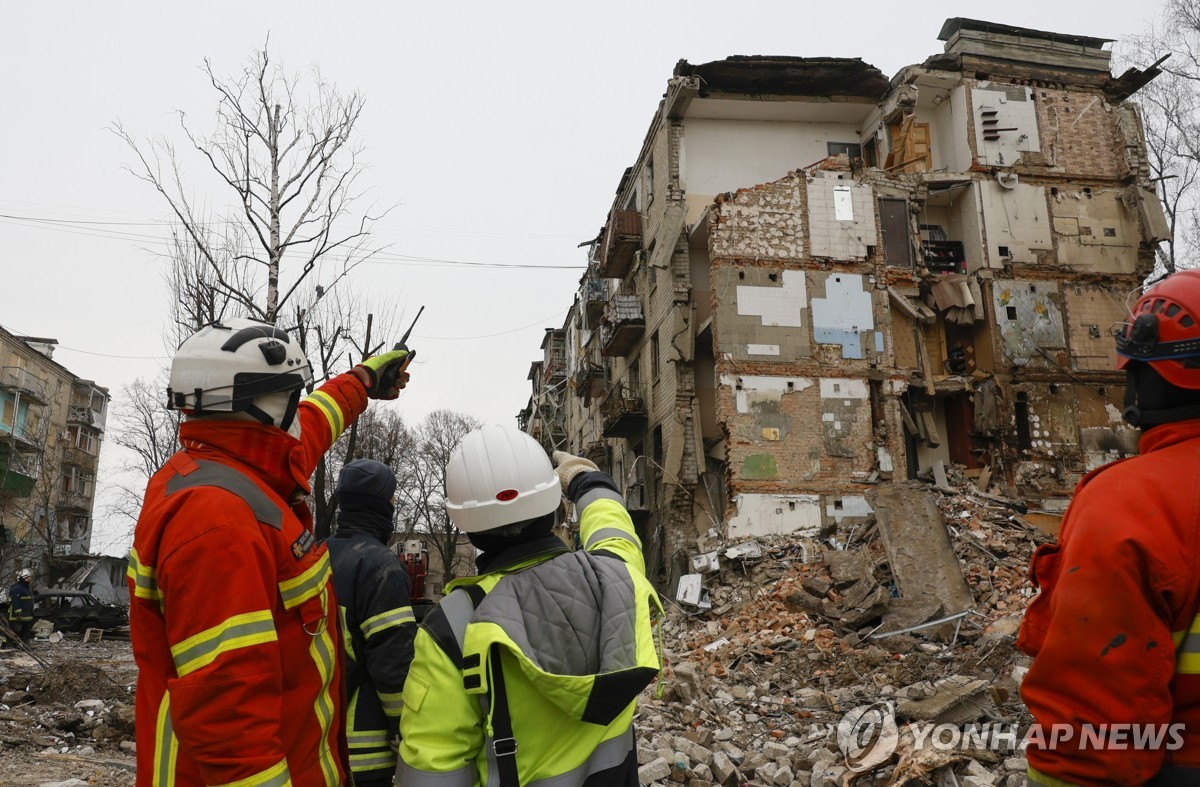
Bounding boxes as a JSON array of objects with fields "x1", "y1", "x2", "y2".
[{"x1": 1116, "y1": 269, "x2": 1200, "y2": 389}]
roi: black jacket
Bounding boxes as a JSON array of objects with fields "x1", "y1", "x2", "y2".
[
  {"x1": 326, "y1": 510, "x2": 416, "y2": 780},
  {"x1": 8, "y1": 580, "x2": 32, "y2": 621}
]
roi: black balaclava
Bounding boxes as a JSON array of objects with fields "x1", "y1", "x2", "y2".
[
  {"x1": 468, "y1": 512, "x2": 557, "y2": 573},
  {"x1": 1122, "y1": 361, "x2": 1200, "y2": 428},
  {"x1": 333, "y1": 459, "x2": 397, "y2": 544}
]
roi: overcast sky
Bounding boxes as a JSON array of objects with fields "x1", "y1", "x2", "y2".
[{"x1": 0, "y1": 1, "x2": 1164, "y2": 555}]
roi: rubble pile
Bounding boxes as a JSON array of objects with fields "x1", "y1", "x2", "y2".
[
  {"x1": 636, "y1": 475, "x2": 1056, "y2": 787},
  {"x1": 0, "y1": 638, "x2": 136, "y2": 786}
]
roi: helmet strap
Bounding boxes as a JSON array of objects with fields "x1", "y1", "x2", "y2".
[
  {"x1": 279, "y1": 388, "x2": 302, "y2": 432},
  {"x1": 242, "y1": 403, "x2": 275, "y2": 427},
  {"x1": 1123, "y1": 364, "x2": 1200, "y2": 426}
]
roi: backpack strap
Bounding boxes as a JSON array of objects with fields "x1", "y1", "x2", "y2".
[
  {"x1": 487, "y1": 642, "x2": 519, "y2": 787},
  {"x1": 419, "y1": 583, "x2": 486, "y2": 669}
]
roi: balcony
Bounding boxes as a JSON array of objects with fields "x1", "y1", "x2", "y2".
[
  {"x1": 0, "y1": 454, "x2": 37, "y2": 498},
  {"x1": 0, "y1": 367, "x2": 49, "y2": 406},
  {"x1": 598, "y1": 210, "x2": 643, "y2": 279},
  {"x1": 573, "y1": 360, "x2": 606, "y2": 405},
  {"x1": 68, "y1": 404, "x2": 105, "y2": 431},
  {"x1": 583, "y1": 277, "x2": 610, "y2": 327},
  {"x1": 922, "y1": 240, "x2": 966, "y2": 273},
  {"x1": 541, "y1": 330, "x2": 568, "y2": 383},
  {"x1": 58, "y1": 491, "x2": 92, "y2": 513},
  {"x1": 623, "y1": 462, "x2": 651, "y2": 525},
  {"x1": 583, "y1": 440, "x2": 609, "y2": 468},
  {"x1": 0, "y1": 423, "x2": 41, "y2": 453},
  {"x1": 602, "y1": 295, "x2": 645, "y2": 358},
  {"x1": 61, "y1": 446, "x2": 98, "y2": 469},
  {"x1": 601, "y1": 384, "x2": 647, "y2": 439}
]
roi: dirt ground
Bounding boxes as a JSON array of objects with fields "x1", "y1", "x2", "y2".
[{"x1": 0, "y1": 636, "x2": 136, "y2": 787}]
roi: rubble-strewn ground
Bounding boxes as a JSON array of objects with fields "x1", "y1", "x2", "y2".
[
  {"x1": 0, "y1": 635, "x2": 135, "y2": 787},
  {"x1": 635, "y1": 472, "x2": 1052, "y2": 787},
  {"x1": 0, "y1": 476, "x2": 1051, "y2": 786}
]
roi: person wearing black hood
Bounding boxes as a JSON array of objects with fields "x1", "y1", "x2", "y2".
[{"x1": 326, "y1": 459, "x2": 416, "y2": 785}]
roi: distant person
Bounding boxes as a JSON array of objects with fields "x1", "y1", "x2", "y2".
[
  {"x1": 127, "y1": 317, "x2": 412, "y2": 787},
  {"x1": 326, "y1": 458, "x2": 416, "y2": 785},
  {"x1": 397, "y1": 426, "x2": 662, "y2": 787},
  {"x1": 7, "y1": 570, "x2": 33, "y2": 643}
]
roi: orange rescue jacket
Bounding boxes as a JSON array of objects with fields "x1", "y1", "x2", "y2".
[
  {"x1": 127, "y1": 372, "x2": 369, "y2": 787},
  {"x1": 1019, "y1": 419, "x2": 1200, "y2": 786}
]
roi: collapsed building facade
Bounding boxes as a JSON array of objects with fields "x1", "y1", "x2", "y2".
[{"x1": 519, "y1": 17, "x2": 1168, "y2": 587}]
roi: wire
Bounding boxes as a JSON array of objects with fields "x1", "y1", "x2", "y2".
[
  {"x1": 54, "y1": 346, "x2": 170, "y2": 361},
  {"x1": 414, "y1": 309, "x2": 569, "y2": 340},
  {"x1": 0, "y1": 212, "x2": 586, "y2": 270},
  {"x1": 1, "y1": 304, "x2": 571, "y2": 361}
]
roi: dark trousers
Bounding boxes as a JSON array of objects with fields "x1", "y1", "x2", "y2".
[{"x1": 9, "y1": 620, "x2": 31, "y2": 642}]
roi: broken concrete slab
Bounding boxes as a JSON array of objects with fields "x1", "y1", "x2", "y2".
[
  {"x1": 878, "y1": 598, "x2": 945, "y2": 636},
  {"x1": 801, "y1": 573, "x2": 833, "y2": 598},
  {"x1": 824, "y1": 548, "x2": 871, "y2": 588},
  {"x1": 872, "y1": 484, "x2": 974, "y2": 617},
  {"x1": 838, "y1": 585, "x2": 891, "y2": 628},
  {"x1": 896, "y1": 676, "x2": 996, "y2": 724}
]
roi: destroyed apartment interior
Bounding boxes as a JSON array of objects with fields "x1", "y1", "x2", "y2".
[{"x1": 520, "y1": 17, "x2": 1166, "y2": 591}]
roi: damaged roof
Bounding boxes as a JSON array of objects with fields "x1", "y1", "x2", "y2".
[
  {"x1": 673, "y1": 56, "x2": 889, "y2": 100},
  {"x1": 938, "y1": 17, "x2": 1114, "y2": 50}
]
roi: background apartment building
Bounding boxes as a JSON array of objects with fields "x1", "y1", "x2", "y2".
[
  {"x1": 0, "y1": 326, "x2": 109, "y2": 582},
  {"x1": 520, "y1": 18, "x2": 1168, "y2": 587}
]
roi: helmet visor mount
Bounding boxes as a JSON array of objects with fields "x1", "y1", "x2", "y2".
[{"x1": 166, "y1": 318, "x2": 314, "y2": 430}]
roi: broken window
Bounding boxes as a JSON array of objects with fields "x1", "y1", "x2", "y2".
[
  {"x1": 1015, "y1": 392, "x2": 1033, "y2": 453},
  {"x1": 863, "y1": 138, "x2": 879, "y2": 168},
  {"x1": 645, "y1": 156, "x2": 654, "y2": 206},
  {"x1": 827, "y1": 141, "x2": 862, "y2": 160},
  {"x1": 650, "y1": 331, "x2": 660, "y2": 382}
]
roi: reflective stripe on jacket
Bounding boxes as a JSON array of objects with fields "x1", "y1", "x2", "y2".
[
  {"x1": 8, "y1": 581, "x2": 32, "y2": 621},
  {"x1": 398, "y1": 474, "x2": 662, "y2": 787},
  {"x1": 326, "y1": 529, "x2": 415, "y2": 781},
  {"x1": 1018, "y1": 420, "x2": 1200, "y2": 786},
  {"x1": 127, "y1": 372, "x2": 369, "y2": 787}
]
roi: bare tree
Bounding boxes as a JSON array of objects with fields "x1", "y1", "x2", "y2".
[
  {"x1": 396, "y1": 410, "x2": 482, "y2": 587},
  {"x1": 112, "y1": 44, "x2": 387, "y2": 324},
  {"x1": 106, "y1": 44, "x2": 401, "y2": 536},
  {"x1": 1124, "y1": 0, "x2": 1200, "y2": 272}
]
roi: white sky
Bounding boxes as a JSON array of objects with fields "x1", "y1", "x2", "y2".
[{"x1": 0, "y1": 1, "x2": 1164, "y2": 555}]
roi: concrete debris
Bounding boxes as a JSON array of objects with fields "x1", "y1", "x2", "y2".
[
  {"x1": 723, "y1": 541, "x2": 763, "y2": 561},
  {"x1": 896, "y1": 676, "x2": 996, "y2": 724},
  {"x1": 638, "y1": 469, "x2": 1052, "y2": 785},
  {"x1": 0, "y1": 637, "x2": 135, "y2": 783}
]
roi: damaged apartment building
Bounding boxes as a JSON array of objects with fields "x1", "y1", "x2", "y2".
[{"x1": 518, "y1": 17, "x2": 1169, "y2": 585}]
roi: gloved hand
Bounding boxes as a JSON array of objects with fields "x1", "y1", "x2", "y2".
[
  {"x1": 552, "y1": 450, "x2": 599, "y2": 495},
  {"x1": 352, "y1": 349, "x2": 411, "y2": 400}
]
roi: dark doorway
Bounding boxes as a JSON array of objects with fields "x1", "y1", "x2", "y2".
[
  {"x1": 879, "y1": 198, "x2": 911, "y2": 268},
  {"x1": 943, "y1": 393, "x2": 981, "y2": 469}
]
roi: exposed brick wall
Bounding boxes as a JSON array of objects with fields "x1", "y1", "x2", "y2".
[{"x1": 1032, "y1": 85, "x2": 1128, "y2": 181}]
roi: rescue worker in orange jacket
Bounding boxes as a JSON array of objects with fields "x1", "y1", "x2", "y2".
[
  {"x1": 1019, "y1": 270, "x2": 1200, "y2": 786},
  {"x1": 127, "y1": 318, "x2": 411, "y2": 787}
]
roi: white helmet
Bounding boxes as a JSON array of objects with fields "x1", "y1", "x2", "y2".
[
  {"x1": 16, "y1": 570, "x2": 30, "y2": 581},
  {"x1": 445, "y1": 425, "x2": 560, "y2": 533},
  {"x1": 167, "y1": 318, "x2": 313, "y2": 431}
]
